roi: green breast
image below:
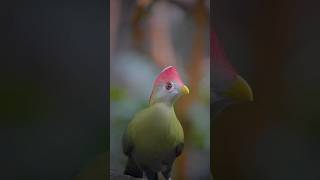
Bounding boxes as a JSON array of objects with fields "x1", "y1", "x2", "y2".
[{"x1": 128, "y1": 103, "x2": 184, "y2": 163}]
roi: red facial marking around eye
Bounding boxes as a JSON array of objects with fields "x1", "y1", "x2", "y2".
[{"x1": 149, "y1": 66, "x2": 184, "y2": 104}]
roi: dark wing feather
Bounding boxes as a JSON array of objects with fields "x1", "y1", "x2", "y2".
[
  {"x1": 175, "y1": 143, "x2": 184, "y2": 157},
  {"x1": 122, "y1": 126, "x2": 133, "y2": 156}
]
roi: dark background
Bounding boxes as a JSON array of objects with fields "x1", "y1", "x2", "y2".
[
  {"x1": 213, "y1": 0, "x2": 320, "y2": 180},
  {"x1": 0, "y1": 1, "x2": 107, "y2": 180}
]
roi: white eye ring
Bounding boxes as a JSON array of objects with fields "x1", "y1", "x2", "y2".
[{"x1": 165, "y1": 82, "x2": 173, "y2": 90}]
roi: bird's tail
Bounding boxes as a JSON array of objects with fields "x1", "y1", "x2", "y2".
[{"x1": 124, "y1": 157, "x2": 143, "y2": 178}]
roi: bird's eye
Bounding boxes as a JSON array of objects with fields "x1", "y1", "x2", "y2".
[{"x1": 165, "y1": 82, "x2": 173, "y2": 90}]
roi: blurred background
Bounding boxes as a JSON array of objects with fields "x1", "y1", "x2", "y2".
[
  {"x1": 213, "y1": 0, "x2": 320, "y2": 180},
  {"x1": 110, "y1": 0, "x2": 210, "y2": 179}
]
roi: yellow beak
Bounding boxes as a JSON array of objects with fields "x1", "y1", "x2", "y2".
[
  {"x1": 224, "y1": 75, "x2": 253, "y2": 102},
  {"x1": 180, "y1": 85, "x2": 190, "y2": 95}
]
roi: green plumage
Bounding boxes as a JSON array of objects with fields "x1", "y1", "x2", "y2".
[
  {"x1": 122, "y1": 66, "x2": 188, "y2": 180},
  {"x1": 123, "y1": 102, "x2": 184, "y2": 176}
]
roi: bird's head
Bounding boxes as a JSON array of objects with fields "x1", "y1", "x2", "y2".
[
  {"x1": 149, "y1": 66, "x2": 189, "y2": 106},
  {"x1": 212, "y1": 31, "x2": 253, "y2": 115}
]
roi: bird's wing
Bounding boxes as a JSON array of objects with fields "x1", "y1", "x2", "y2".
[
  {"x1": 175, "y1": 143, "x2": 184, "y2": 157},
  {"x1": 122, "y1": 109, "x2": 147, "y2": 157},
  {"x1": 122, "y1": 125, "x2": 133, "y2": 157}
]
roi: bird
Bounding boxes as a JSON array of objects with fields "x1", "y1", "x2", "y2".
[
  {"x1": 122, "y1": 66, "x2": 189, "y2": 180},
  {"x1": 212, "y1": 31, "x2": 253, "y2": 117},
  {"x1": 211, "y1": 31, "x2": 254, "y2": 177}
]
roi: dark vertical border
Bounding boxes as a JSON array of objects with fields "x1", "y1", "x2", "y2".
[
  {"x1": 210, "y1": 0, "x2": 213, "y2": 177},
  {"x1": 0, "y1": 0, "x2": 108, "y2": 179},
  {"x1": 107, "y1": 0, "x2": 110, "y2": 179}
]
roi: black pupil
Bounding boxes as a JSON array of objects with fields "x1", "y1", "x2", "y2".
[{"x1": 166, "y1": 82, "x2": 172, "y2": 90}]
